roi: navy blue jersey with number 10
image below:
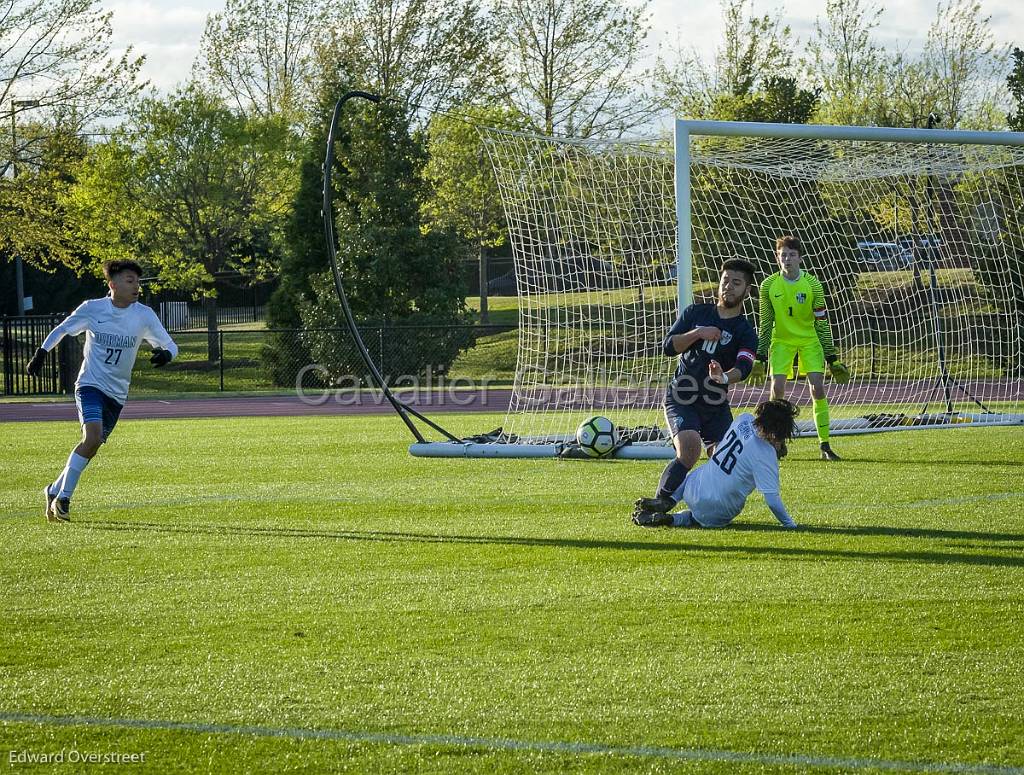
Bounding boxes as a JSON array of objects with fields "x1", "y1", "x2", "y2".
[{"x1": 663, "y1": 303, "x2": 758, "y2": 407}]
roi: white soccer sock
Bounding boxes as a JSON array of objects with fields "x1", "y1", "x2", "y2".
[
  {"x1": 57, "y1": 452, "x2": 90, "y2": 499},
  {"x1": 48, "y1": 472, "x2": 65, "y2": 497}
]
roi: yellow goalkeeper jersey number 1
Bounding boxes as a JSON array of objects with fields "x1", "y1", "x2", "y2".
[{"x1": 760, "y1": 270, "x2": 827, "y2": 345}]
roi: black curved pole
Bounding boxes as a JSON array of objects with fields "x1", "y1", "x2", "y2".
[{"x1": 322, "y1": 91, "x2": 461, "y2": 444}]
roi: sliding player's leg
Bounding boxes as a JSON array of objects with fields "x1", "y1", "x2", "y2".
[
  {"x1": 635, "y1": 404, "x2": 703, "y2": 515},
  {"x1": 633, "y1": 403, "x2": 733, "y2": 528}
]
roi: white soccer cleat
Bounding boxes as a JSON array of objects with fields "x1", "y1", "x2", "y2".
[
  {"x1": 43, "y1": 487, "x2": 56, "y2": 522},
  {"x1": 50, "y1": 496, "x2": 71, "y2": 523}
]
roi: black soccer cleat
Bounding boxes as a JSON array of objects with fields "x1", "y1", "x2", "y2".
[
  {"x1": 633, "y1": 495, "x2": 676, "y2": 514},
  {"x1": 820, "y1": 442, "x2": 841, "y2": 461},
  {"x1": 632, "y1": 510, "x2": 675, "y2": 527},
  {"x1": 50, "y1": 496, "x2": 71, "y2": 523}
]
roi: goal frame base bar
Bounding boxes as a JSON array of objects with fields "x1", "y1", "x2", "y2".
[
  {"x1": 409, "y1": 413, "x2": 1024, "y2": 459},
  {"x1": 408, "y1": 442, "x2": 673, "y2": 459}
]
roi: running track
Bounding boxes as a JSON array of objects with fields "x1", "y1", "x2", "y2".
[
  {"x1": 0, "y1": 390, "x2": 515, "y2": 423},
  {"x1": 1, "y1": 380, "x2": 1018, "y2": 423}
]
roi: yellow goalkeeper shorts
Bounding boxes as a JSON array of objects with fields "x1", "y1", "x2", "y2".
[{"x1": 769, "y1": 339, "x2": 825, "y2": 378}]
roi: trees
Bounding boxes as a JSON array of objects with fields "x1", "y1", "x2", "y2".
[
  {"x1": 1009, "y1": 47, "x2": 1024, "y2": 132},
  {"x1": 1, "y1": 0, "x2": 146, "y2": 289},
  {"x1": 265, "y1": 0, "x2": 498, "y2": 381},
  {"x1": 0, "y1": 0, "x2": 145, "y2": 143},
  {"x1": 195, "y1": 0, "x2": 327, "y2": 121},
  {"x1": 918, "y1": 0, "x2": 1006, "y2": 130},
  {"x1": 322, "y1": 0, "x2": 498, "y2": 119},
  {"x1": 805, "y1": 0, "x2": 888, "y2": 125},
  {"x1": 705, "y1": 76, "x2": 819, "y2": 124},
  {"x1": 422, "y1": 105, "x2": 529, "y2": 321},
  {"x1": 296, "y1": 98, "x2": 473, "y2": 384},
  {"x1": 66, "y1": 87, "x2": 293, "y2": 361},
  {"x1": 808, "y1": 0, "x2": 1006, "y2": 129},
  {"x1": 491, "y1": 0, "x2": 656, "y2": 137},
  {"x1": 0, "y1": 125, "x2": 88, "y2": 274},
  {"x1": 317, "y1": 98, "x2": 467, "y2": 321},
  {"x1": 262, "y1": 76, "x2": 349, "y2": 386},
  {"x1": 657, "y1": 0, "x2": 816, "y2": 123}
]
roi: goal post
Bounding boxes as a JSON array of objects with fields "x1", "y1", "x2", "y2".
[{"x1": 409, "y1": 120, "x2": 1024, "y2": 459}]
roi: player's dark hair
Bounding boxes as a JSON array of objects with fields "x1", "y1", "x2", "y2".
[
  {"x1": 776, "y1": 235, "x2": 801, "y2": 254},
  {"x1": 721, "y1": 258, "x2": 756, "y2": 285},
  {"x1": 753, "y1": 399, "x2": 800, "y2": 443},
  {"x1": 103, "y1": 260, "x2": 143, "y2": 280}
]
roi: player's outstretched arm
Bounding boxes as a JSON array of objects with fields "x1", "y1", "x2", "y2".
[
  {"x1": 150, "y1": 348, "x2": 173, "y2": 367},
  {"x1": 763, "y1": 492, "x2": 798, "y2": 529},
  {"x1": 144, "y1": 308, "x2": 179, "y2": 366},
  {"x1": 25, "y1": 348, "x2": 48, "y2": 377},
  {"x1": 25, "y1": 303, "x2": 94, "y2": 376}
]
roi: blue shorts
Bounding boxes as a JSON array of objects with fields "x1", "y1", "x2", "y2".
[
  {"x1": 75, "y1": 386, "x2": 124, "y2": 442},
  {"x1": 664, "y1": 400, "x2": 733, "y2": 450}
]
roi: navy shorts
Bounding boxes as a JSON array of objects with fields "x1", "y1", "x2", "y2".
[
  {"x1": 664, "y1": 400, "x2": 732, "y2": 450},
  {"x1": 75, "y1": 386, "x2": 124, "y2": 442}
]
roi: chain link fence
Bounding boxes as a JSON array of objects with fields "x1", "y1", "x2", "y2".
[{"x1": 2, "y1": 320, "x2": 518, "y2": 396}]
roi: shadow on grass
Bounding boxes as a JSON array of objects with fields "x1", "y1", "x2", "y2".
[
  {"x1": 78, "y1": 519, "x2": 1024, "y2": 569},
  {"x1": 806, "y1": 458, "x2": 1024, "y2": 468},
  {"x1": 726, "y1": 522, "x2": 1024, "y2": 543}
]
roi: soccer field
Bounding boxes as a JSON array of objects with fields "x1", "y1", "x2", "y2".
[{"x1": 1, "y1": 414, "x2": 1023, "y2": 773}]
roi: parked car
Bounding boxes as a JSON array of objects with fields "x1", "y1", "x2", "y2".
[
  {"x1": 896, "y1": 233, "x2": 944, "y2": 264},
  {"x1": 896, "y1": 233, "x2": 943, "y2": 251},
  {"x1": 856, "y1": 241, "x2": 914, "y2": 270}
]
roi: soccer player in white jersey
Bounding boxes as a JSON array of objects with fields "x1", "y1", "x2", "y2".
[
  {"x1": 632, "y1": 399, "x2": 801, "y2": 529},
  {"x1": 25, "y1": 260, "x2": 178, "y2": 522}
]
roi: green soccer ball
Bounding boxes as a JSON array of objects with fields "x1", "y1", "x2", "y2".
[{"x1": 576, "y1": 416, "x2": 617, "y2": 458}]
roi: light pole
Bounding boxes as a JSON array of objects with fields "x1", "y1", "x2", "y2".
[{"x1": 10, "y1": 98, "x2": 41, "y2": 316}]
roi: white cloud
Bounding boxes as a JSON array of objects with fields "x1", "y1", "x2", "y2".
[{"x1": 108, "y1": 1, "x2": 212, "y2": 91}]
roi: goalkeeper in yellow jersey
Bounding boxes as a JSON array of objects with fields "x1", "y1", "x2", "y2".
[{"x1": 754, "y1": 235, "x2": 850, "y2": 461}]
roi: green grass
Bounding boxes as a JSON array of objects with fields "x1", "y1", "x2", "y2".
[
  {"x1": 2, "y1": 414, "x2": 1023, "y2": 773},
  {"x1": 448, "y1": 329, "x2": 520, "y2": 383},
  {"x1": 855, "y1": 267, "x2": 979, "y2": 293},
  {"x1": 127, "y1": 331, "x2": 270, "y2": 394}
]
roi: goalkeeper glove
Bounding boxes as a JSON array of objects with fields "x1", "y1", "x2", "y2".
[
  {"x1": 827, "y1": 358, "x2": 850, "y2": 384},
  {"x1": 748, "y1": 359, "x2": 767, "y2": 382},
  {"x1": 150, "y1": 348, "x2": 172, "y2": 368},
  {"x1": 26, "y1": 347, "x2": 47, "y2": 377}
]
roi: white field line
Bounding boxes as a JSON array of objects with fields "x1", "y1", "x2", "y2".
[{"x1": 1, "y1": 712, "x2": 1022, "y2": 774}]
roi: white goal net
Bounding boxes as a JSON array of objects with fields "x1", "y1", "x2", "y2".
[{"x1": 411, "y1": 121, "x2": 1024, "y2": 459}]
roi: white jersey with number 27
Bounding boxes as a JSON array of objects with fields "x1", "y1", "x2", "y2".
[
  {"x1": 41, "y1": 297, "x2": 178, "y2": 405},
  {"x1": 677, "y1": 413, "x2": 781, "y2": 527}
]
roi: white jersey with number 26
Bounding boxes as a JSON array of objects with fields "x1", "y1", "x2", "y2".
[
  {"x1": 677, "y1": 413, "x2": 781, "y2": 527},
  {"x1": 41, "y1": 297, "x2": 178, "y2": 405}
]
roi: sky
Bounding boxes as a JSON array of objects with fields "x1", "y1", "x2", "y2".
[{"x1": 107, "y1": 0, "x2": 1024, "y2": 94}]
